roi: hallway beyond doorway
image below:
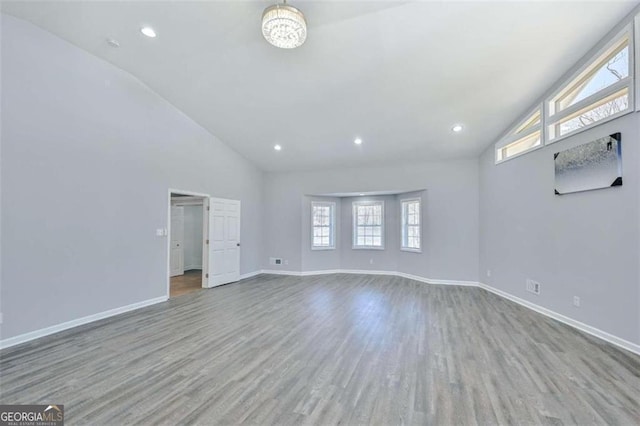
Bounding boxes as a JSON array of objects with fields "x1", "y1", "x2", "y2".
[{"x1": 170, "y1": 270, "x2": 202, "y2": 297}]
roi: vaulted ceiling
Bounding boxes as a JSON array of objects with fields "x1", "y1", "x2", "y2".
[{"x1": 2, "y1": 1, "x2": 637, "y2": 171}]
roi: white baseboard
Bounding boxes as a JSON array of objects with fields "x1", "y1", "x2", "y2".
[
  {"x1": 261, "y1": 268, "x2": 476, "y2": 286},
  {"x1": 0, "y1": 296, "x2": 168, "y2": 350},
  {"x1": 262, "y1": 269, "x2": 394, "y2": 277},
  {"x1": 301, "y1": 269, "x2": 343, "y2": 276},
  {"x1": 261, "y1": 269, "x2": 304, "y2": 276},
  {"x1": 338, "y1": 269, "x2": 398, "y2": 276},
  {"x1": 396, "y1": 272, "x2": 478, "y2": 286},
  {"x1": 478, "y1": 282, "x2": 640, "y2": 356},
  {"x1": 184, "y1": 265, "x2": 203, "y2": 271}
]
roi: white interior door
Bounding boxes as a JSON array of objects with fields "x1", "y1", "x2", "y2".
[
  {"x1": 207, "y1": 198, "x2": 241, "y2": 287},
  {"x1": 170, "y1": 206, "x2": 185, "y2": 277}
]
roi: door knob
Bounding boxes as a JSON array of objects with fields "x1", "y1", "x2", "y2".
[{"x1": 237, "y1": 243, "x2": 241, "y2": 247}]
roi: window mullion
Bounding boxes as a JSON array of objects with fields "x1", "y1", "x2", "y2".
[
  {"x1": 496, "y1": 124, "x2": 542, "y2": 149},
  {"x1": 548, "y1": 78, "x2": 630, "y2": 124}
]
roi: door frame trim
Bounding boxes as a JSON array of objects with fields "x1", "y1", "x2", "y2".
[{"x1": 167, "y1": 188, "x2": 211, "y2": 298}]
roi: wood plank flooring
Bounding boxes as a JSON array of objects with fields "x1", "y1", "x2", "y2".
[
  {"x1": 171, "y1": 269, "x2": 203, "y2": 298},
  {"x1": 1, "y1": 274, "x2": 639, "y2": 425}
]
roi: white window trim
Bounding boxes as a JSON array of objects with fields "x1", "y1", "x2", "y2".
[
  {"x1": 495, "y1": 105, "x2": 543, "y2": 164},
  {"x1": 400, "y1": 197, "x2": 422, "y2": 253},
  {"x1": 352, "y1": 200, "x2": 385, "y2": 250},
  {"x1": 545, "y1": 24, "x2": 634, "y2": 145},
  {"x1": 311, "y1": 201, "x2": 336, "y2": 250}
]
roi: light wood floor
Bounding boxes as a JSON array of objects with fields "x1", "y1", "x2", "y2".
[
  {"x1": 1, "y1": 274, "x2": 639, "y2": 425},
  {"x1": 170, "y1": 269, "x2": 202, "y2": 298}
]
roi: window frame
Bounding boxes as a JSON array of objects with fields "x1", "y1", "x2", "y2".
[
  {"x1": 545, "y1": 25, "x2": 634, "y2": 144},
  {"x1": 495, "y1": 105, "x2": 544, "y2": 164},
  {"x1": 400, "y1": 198, "x2": 422, "y2": 253},
  {"x1": 311, "y1": 201, "x2": 336, "y2": 250},
  {"x1": 352, "y1": 200, "x2": 385, "y2": 250}
]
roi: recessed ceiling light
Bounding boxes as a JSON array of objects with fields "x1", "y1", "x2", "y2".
[
  {"x1": 140, "y1": 27, "x2": 157, "y2": 38},
  {"x1": 274, "y1": 144, "x2": 282, "y2": 151},
  {"x1": 354, "y1": 138, "x2": 363, "y2": 145},
  {"x1": 452, "y1": 124, "x2": 464, "y2": 133}
]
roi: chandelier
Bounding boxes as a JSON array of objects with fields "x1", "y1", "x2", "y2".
[{"x1": 261, "y1": 1, "x2": 307, "y2": 49}]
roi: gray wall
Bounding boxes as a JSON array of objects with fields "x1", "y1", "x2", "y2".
[
  {"x1": 1, "y1": 15, "x2": 264, "y2": 340},
  {"x1": 3, "y1": 9, "x2": 638, "y2": 351},
  {"x1": 301, "y1": 192, "x2": 428, "y2": 274},
  {"x1": 478, "y1": 7, "x2": 640, "y2": 347},
  {"x1": 264, "y1": 161, "x2": 479, "y2": 281},
  {"x1": 479, "y1": 113, "x2": 640, "y2": 345}
]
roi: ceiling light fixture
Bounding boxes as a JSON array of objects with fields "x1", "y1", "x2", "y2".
[
  {"x1": 274, "y1": 144, "x2": 282, "y2": 151},
  {"x1": 262, "y1": 1, "x2": 307, "y2": 49},
  {"x1": 354, "y1": 138, "x2": 363, "y2": 145},
  {"x1": 140, "y1": 27, "x2": 157, "y2": 38},
  {"x1": 452, "y1": 124, "x2": 464, "y2": 133}
]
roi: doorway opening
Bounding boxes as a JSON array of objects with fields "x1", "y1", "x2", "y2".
[
  {"x1": 167, "y1": 189, "x2": 242, "y2": 299},
  {"x1": 169, "y1": 192, "x2": 208, "y2": 298}
]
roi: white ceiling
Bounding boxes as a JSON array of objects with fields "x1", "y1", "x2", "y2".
[{"x1": 2, "y1": 1, "x2": 637, "y2": 172}]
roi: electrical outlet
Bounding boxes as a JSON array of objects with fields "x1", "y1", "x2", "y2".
[
  {"x1": 526, "y1": 279, "x2": 541, "y2": 295},
  {"x1": 573, "y1": 296, "x2": 581, "y2": 307},
  {"x1": 284, "y1": 259, "x2": 289, "y2": 265},
  {"x1": 487, "y1": 269, "x2": 491, "y2": 277}
]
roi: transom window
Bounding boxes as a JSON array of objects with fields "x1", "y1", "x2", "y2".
[
  {"x1": 311, "y1": 202, "x2": 335, "y2": 249},
  {"x1": 495, "y1": 108, "x2": 543, "y2": 163},
  {"x1": 401, "y1": 199, "x2": 421, "y2": 252},
  {"x1": 495, "y1": 24, "x2": 634, "y2": 165},
  {"x1": 547, "y1": 29, "x2": 632, "y2": 141},
  {"x1": 352, "y1": 201, "x2": 384, "y2": 249},
  {"x1": 551, "y1": 36, "x2": 628, "y2": 114}
]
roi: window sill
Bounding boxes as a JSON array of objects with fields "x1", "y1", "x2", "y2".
[
  {"x1": 311, "y1": 246, "x2": 335, "y2": 251},
  {"x1": 400, "y1": 247, "x2": 422, "y2": 253},
  {"x1": 352, "y1": 246, "x2": 385, "y2": 250}
]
